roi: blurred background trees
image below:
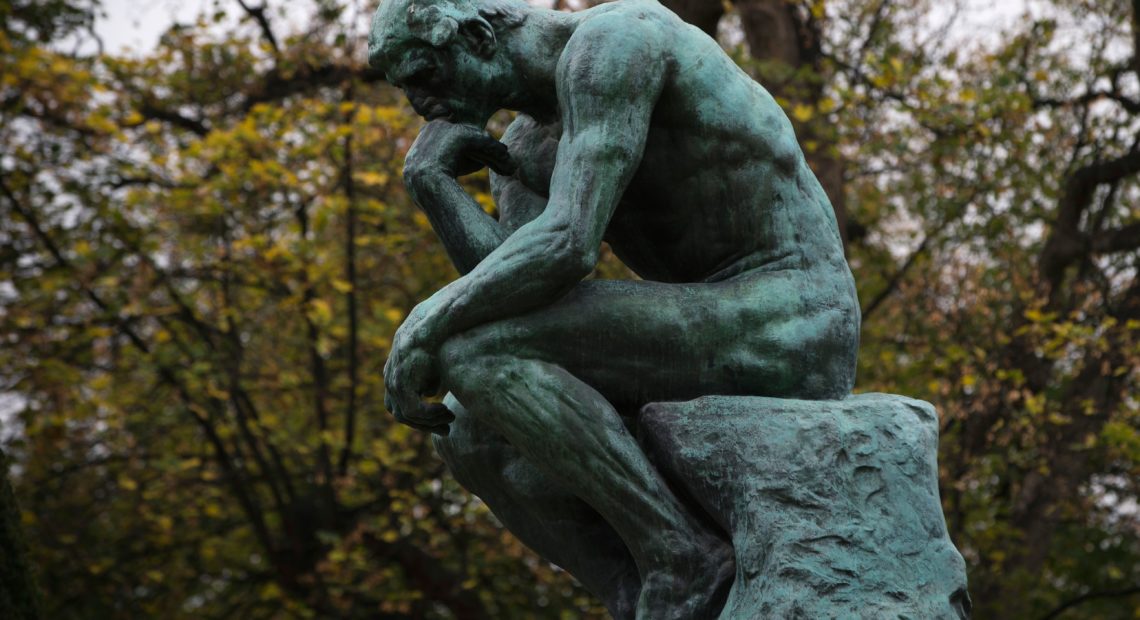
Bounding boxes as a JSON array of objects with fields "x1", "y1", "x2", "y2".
[{"x1": 1, "y1": 0, "x2": 1138, "y2": 618}]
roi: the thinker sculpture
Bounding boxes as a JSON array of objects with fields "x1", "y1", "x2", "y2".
[{"x1": 368, "y1": 0, "x2": 970, "y2": 618}]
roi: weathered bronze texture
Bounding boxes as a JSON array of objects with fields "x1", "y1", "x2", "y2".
[{"x1": 368, "y1": 1, "x2": 968, "y2": 617}]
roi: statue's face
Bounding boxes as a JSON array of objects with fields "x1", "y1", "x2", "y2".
[
  {"x1": 385, "y1": 45, "x2": 499, "y2": 124},
  {"x1": 369, "y1": 6, "x2": 505, "y2": 125}
]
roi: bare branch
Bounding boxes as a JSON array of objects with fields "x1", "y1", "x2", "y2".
[
  {"x1": 861, "y1": 233, "x2": 933, "y2": 320},
  {"x1": 1039, "y1": 585, "x2": 1140, "y2": 620},
  {"x1": 137, "y1": 102, "x2": 210, "y2": 136},
  {"x1": 1091, "y1": 221, "x2": 1140, "y2": 254},
  {"x1": 1040, "y1": 141, "x2": 1140, "y2": 293},
  {"x1": 1132, "y1": 0, "x2": 1140, "y2": 75},
  {"x1": 1032, "y1": 90, "x2": 1140, "y2": 115},
  {"x1": 235, "y1": 0, "x2": 279, "y2": 54},
  {"x1": 338, "y1": 86, "x2": 360, "y2": 477}
]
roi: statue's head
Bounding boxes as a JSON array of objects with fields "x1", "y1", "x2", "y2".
[{"x1": 368, "y1": 0, "x2": 527, "y2": 124}]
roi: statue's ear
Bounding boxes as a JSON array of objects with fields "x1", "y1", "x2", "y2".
[
  {"x1": 458, "y1": 17, "x2": 496, "y2": 58},
  {"x1": 406, "y1": 4, "x2": 458, "y2": 48}
]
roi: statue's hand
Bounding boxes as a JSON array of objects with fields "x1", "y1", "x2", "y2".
[
  {"x1": 405, "y1": 120, "x2": 518, "y2": 180},
  {"x1": 383, "y1": 312, "x2": 453, "y2": 435}
]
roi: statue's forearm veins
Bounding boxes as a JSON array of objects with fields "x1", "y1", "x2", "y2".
[{"x1": 405, "y1": 169, "x2": 507, "y2": 275}]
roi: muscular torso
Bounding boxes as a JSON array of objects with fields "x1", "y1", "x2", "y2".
[{"x1": 493, "y1": 0, "x2": 849, "y2": 284}]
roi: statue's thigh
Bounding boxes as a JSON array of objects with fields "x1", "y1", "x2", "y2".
[{"x1": 447, "y1": 269, "x2": 845, "y2": 406}]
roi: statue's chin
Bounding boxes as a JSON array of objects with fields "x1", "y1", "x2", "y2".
[
  {"x1": 423, "y1": 109, "x2": 454, "y2": 122},
  {"x1": 445, "y1": 105, "x2": 496, "y2": 128}
]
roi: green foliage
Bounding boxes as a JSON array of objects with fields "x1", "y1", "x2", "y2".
[
  {"x1": 0, "y1": 1, "x2": 598, "y2": 617},
  {"x1": 813, "y1": 0, "x2": 1140, "y2": 616},
  {"x1": 1, "y1": 0, "x2": 1139, "y2": 618}
]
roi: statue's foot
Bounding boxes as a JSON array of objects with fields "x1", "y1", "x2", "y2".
[{"x1": 635, "y1": 536, "x2": 734, "y2": 620}]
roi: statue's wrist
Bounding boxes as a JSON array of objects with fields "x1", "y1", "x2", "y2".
[
  {"x1": 405, "y1": 305, "x2": 447, "y2": 352},
  {"x1": 403, "y1": 162, "x2": 459, "y2": 204},
  {"x1": 404, "y1": 158, "x2": 450, "y2": 184}
]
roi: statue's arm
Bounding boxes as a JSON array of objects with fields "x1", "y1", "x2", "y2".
[
  {"x1": 489, "y1": 116, "x2": 557, "y2": 233},
  {"x1": 402, "y1": 117, "x2": 551, "y2": 274},
  {"x1": 411, "y1": 23, "x2": 667, "y2": 348},
  {"x1": 403, "y1": 133, "x2": 509, "y2": 276},
  {"x1": 406, "y1": 171, "x2": 506, "y2": 275},
  {"x1": 490, "y1": 171, "x2": 548, "y2": 234}
]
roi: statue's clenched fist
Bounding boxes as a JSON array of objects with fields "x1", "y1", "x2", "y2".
[
  {"x1": 403, "y1": 120, "x2": 517, "y2": 181},
  {"x1": 383, "y1": 305, "x2": 453, "y2": 435}
]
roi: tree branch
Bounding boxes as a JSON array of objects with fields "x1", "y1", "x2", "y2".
[
  {"x1": 291, "y1": 196, "x2": 336, "y2": 497},
  {"x1": 1032, "y1": 90, "x2": 1140, "y2": 115},
  {"x1": 235, "y1": 0, "x2": 279, "y2": 54},
  {"x1": 1132, "y1": 0, "x2": 1140, "y2": 75},
  {"x1": 1, "y1": 175, "x2": 278, "y2": 562},
  {"x1": 860, "y1": 0, "x2": 894, "y2": 60},
  {"x1": 1039, "y1": 142, "x2": 1140, "y2": 294},
  {"x1": 1039, "y1": 585, "x2": 1140, "y2": 620},
  {"x1": 361, "y1": 532, "x2": 493, "y2": 619},
  {"x1": 861, "y1": 221, "x2": 943, "y2": 319},
  {"x1": 338, "y1": 88, "x2": 360, "y2": 477},
  {"x1": 861, "y1": 185, "x2": 979, "y2": 319},
  {"x1": 137, "y1": 102, "x2": 210, "y2": 136},
  {"x1": 242, "y1": 64, "x2": 384, "y2": 112},
  {"x1": 1091, "y1": 221, "x2": 1140, "y2": 254}
]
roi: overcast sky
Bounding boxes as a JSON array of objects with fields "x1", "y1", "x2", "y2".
[
  {"x1": 97, "y1": 0, "x2": 213, "y2": 53},
  {"x1": 93, "y1": 0, "x2": 1036, "y2": 55}
]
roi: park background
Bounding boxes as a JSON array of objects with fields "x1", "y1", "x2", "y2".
[{"x1": 1, "y1": 0, "x2": 1139, "y2": 617}]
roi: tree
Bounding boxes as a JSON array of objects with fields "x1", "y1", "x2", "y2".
[
  {"x1": 713, "y1": 0, "x2": 1140, "y2": 616},
  {"x1": 1, "y1": 448, "x2": 42, "y2": 620},
  {"x1": 1, "y1": 0, "x2": 599, "y2": 616},
  {"x1": 2, "y1": 0, "x2": 1138, "y2": 618}
]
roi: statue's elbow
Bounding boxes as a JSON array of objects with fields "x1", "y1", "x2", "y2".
[
  {"x1": 549, "y1": 236, "x2": 598, "y2": 281},
  {"x1": 402, "y1": 160, "x2": 442, "y2": 199}
]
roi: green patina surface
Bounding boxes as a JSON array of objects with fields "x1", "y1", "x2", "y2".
[
  {"x1": 367, "y1": 0, "x2": 966, "y2": 617},
  {"x1": 641, "y1": 394, "x2": 970, "y2": 619}
]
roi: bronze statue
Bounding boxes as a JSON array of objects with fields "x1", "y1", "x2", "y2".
[{"x1": 368, "y1": 1, "x2": 967, "y2": 618}]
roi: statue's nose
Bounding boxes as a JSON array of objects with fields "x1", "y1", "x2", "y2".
[{"x1": 366, "y1": 37, "x2": 385, "y2": 70}]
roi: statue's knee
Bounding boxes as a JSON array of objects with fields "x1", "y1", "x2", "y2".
[
  {"x1": 439, "y1": 326, "x2": 510, "y2": 392},
  {"x1": 440, "y1": 330, "x2": 488, "y2": 382}
]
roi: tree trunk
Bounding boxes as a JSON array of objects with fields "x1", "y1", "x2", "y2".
[{"x1": 1, "y1": 449, "x2": 42, "y2": 620}]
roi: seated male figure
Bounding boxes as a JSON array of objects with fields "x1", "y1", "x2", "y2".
[{"x1": 368, "y1": 0, "x2": 860, "y2": 617}]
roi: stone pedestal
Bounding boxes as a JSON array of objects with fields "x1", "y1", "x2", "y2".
[{"x1": 639, "y1": 393, "x2": 971, "y2": 619}]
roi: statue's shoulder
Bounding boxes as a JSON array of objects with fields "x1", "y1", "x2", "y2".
[
  {"x1": 560, "y1": 0, "x2": 671, "y2": 61},
  {"x1": 575, "y1": 0, "x2": 680, "y2": 25},
  {"x1": 555, "y1": 2, "x2": 672, "y2": 99}
]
